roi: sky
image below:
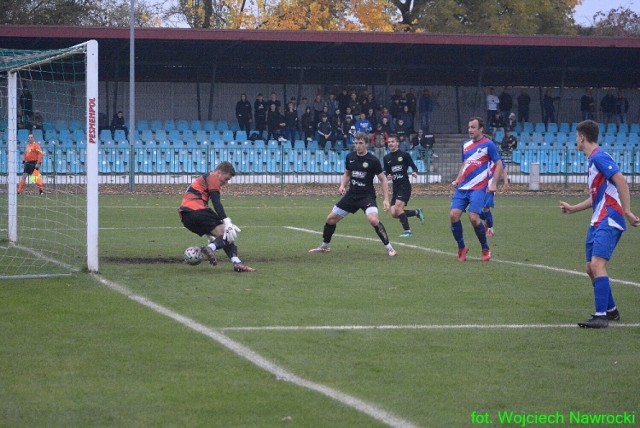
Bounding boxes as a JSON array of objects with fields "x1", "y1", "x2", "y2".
[{"x1": 573, "y1": 0, "x2": 640, "y2": 25}]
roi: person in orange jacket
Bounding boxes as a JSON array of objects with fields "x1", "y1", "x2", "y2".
[{"x1": 17, "y1": 133, "x2": 45, "y2": 195}]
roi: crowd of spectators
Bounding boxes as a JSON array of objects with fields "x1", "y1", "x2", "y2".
[{"x1": 234, "y1": 88, "x2": 437, "y2": 159}]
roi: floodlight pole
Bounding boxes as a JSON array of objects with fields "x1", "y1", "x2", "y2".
[{"x1": 129, "y1": 0, "x2": 136, "y2": 191}]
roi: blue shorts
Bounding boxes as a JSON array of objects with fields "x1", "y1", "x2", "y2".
[
  {"x1": 450, "y1": 188, "x2": 486, "y2": 214},
  {"x1": 585, "y1": 223, "x2": 622, "y2": 262},
  {"x1": 483, "y1": 191, "x2": 495, "y2": 209}
]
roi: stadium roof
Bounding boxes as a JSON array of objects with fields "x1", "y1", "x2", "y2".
[{"x1": 1, "y1": 25, "x2": 639, "y2": 88}]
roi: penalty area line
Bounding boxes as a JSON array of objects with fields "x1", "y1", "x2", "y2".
[
  {"x1": 287, "y1": 227, "x2": 640, "y2": 289},
  {"x1": 91, "y1": 273, "x2": 417, "y2": 428}
]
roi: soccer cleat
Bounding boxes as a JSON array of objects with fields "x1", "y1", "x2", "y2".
[
  {"x1": 308, "y1": 245, "x2": 330, "y2": 253},
  {"x1": 578, "y1": 315, "x2": 608, "y2": 329},
  {"x1": 233, "y1": 262, "x2": 256, "y2": 272},
  {"x1": 457, "y1": 246, "x2": 469, "y2": 262},
  {"x1": 399, "y1": 231, "x2": 413, "y2": 238},
  {"x1": 387, "y1": 247, "x2": 397, "y2": 257},
  {"x1": 481, "y1": 248, "x2": 491, "y2": 262},
  {"x1": 416, "y1": 208, "x2": 426, "y2": 225},
  {"x1": 201, "y1": 246, "x2": 218, "y2": 266},
  {"x1": 486, "y1": 227, "x2": 494, "y2": 237},
  {"x1": 606, "y1": 309, "x2": 621, "y2": 321}
]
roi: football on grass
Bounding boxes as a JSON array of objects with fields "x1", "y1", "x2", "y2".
[{"x1": 183, "y1": 246, "x2": 203, "y2": 265}]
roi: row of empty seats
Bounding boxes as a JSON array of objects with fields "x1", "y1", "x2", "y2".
[
  {"x1": 0, "y1": 147, "x2": 430, "y2": 175},
  {"x1": 511, "y1": 149, "x2": 639, "y2": 174},
  {"x1": 512, "y1": 122, "x2": 640, "y2": 135},
  {"x1": 498, "y1": 130, "x2": 640, "y2": 148}
]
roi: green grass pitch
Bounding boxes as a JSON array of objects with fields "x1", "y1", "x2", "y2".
[{"x1": 1, "y1": 194, "x2": 639, "y2": 427}]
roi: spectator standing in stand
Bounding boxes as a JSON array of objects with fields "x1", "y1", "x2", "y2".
[
  {"x1": 235, "y1": 93, "x2": 253, "y2": 132},
  {"x1": 516, "y1": 90, "x2": 531, "y2": 124},
  {"x1": 254, "y1": 93, "x2": 268, "y2": 136},
  {"x1": 486, "y1": 88, "x2": 500, "y2": 124},
  {"x1": 498, "y1": 88, "x2": 513, "y2": 125},
  {"x1": 418, "y1": 88, "x2": 434, "y2": 133},
  {"x1": 300, "y1": 106, "x2": 316, "y2": 142},
  {"x1": 542, "y1": 90, "x2": 560, "y2": 128},
  {"x1": 283, "y1": 101, "x2": 299, "y2": 143},
  {"x1": 616, "y1": 91, "x2": 629, "y2": 125},
  {"x1": 580, "y1": 89, "x2": 595, "y2": 121},
  {"x1": 600, "y1": 89, "x2": 617, "y2": 126}
]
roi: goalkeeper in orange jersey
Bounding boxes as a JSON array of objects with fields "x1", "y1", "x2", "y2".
[{"x1": 17, "y1": 133, "x2": 45, "y2": 195}]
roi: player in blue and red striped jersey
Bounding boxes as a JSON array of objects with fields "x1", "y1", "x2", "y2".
[
  {"x1": 560, "y1": 120, "x2": 640, "y2": 329},
  {"x1": 449, "y1": 117, "x2": 505, "y2": 262}
]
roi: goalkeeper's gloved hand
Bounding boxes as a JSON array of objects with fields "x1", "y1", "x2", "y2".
[{"x1": 222, "y1": 217, "x2": 241, "y2": 243}]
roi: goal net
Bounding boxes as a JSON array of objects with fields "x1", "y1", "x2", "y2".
[{"x1": 0, "y1": 40, "x2": 98, "y2": 278}]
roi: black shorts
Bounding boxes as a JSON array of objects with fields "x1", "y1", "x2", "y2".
[
  {"x1": 391, "y1": 182, "x2": 411, "y2": 205},
  {"x1": 23, "y1": 161, "x2": 38, "y2": 175},
  {"x1": 180, "y1": 209, "x2": 222, "y2": 236},
  {"x1": 336, "y1": 192, "x2": 377, "y2": 214}
]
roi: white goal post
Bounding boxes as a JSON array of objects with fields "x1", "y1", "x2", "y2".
[{"x1": 1, "y1": 40, "x2": 98, "y2": 278}]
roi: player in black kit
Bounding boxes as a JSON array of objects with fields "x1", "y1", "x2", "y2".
[
  {"x1": 309, "y1": 132, "x2": 397, "y2": 256},
  {"x1": 383, "y1": 135, "x2": 425, "y2": 237}
]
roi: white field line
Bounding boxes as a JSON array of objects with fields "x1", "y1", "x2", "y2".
[
  {"x1": 221, "y1": 323, "x2": 640, "y2": 331},
  {"x1": 287, "y1": 227, "x2": 640, "y2": 288},
  {"x1": 91, "y1": 274, "x2": 418, "y2": 428}
]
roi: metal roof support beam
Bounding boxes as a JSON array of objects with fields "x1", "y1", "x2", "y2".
[{"x1": 208, "y1": 63, "x2": 217, "y2": 121}]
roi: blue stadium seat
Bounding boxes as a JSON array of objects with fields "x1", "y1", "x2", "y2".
[
  {"x1": 140, "y1": 129, "x2": 154, "y2": 145},
  {"x1": 630, "y1": 123, "x2": 640, "y2": 134},
  {"x1": 555, "y1": 132, "x2": 567, "y2": 145},
  {"x1": 605, "y1": 123, "x2": 617, "y2": 134},
  {"x1": 534, "y1": 122, "x2": 546, "y2": 133},
  {"x1": 603, "y1": 133, "x2": 615, "y2": 146},
  {"x1": 543, "y1": 132, "x2": 555, "y2": 146},
  {"x1": 618, "y1": 123, "x2": 629, "y2": 134},
  {"x1": 195, "y1": 129, "x2": 209, "y2": 144},
  {"x1": 203, "y1": 120, "x2": 216, "y2": 132},
  {"x1": 113, "y1": 129, "x2": 127, "y2": 144},
  {"x1": 54, "y1": 119, "x2": 68, "y2": 131},
  {"x1": 190, "y1": 120, "x2": 202, "y2": 132},
  {"x1": 44, "y1": 129, "x2": 58, "y2": 144},
  {"x1": 559, "y1": 123, "x2": 570, "y2": 133},
  {"x1": 217, "y1": 120, "x2": 229, "y2": 132},
  {"x1": 222, "y1": 130, "x2": 235, "y2": 142},
  {"x1": 164, "y1": 119, "x2": 176, "y2": 131},
  {"x1": 136, "y1": 119, "x2": 149, "y2": 132},
  {"x1": 17, "y1": 129, "x2": 30, "y2": 143},
  {"x1": 168, "y1": 129, "x2": 182, "y2": 144},
  {"x1": 628, "y1": 132, "x2": 638, "y2": 147},
  {"x1": 176, "y1": 119, "x2": 189, "y2": 132},
  {"x1": 522, "y1": 122, "x2": 533, "y2": 133},
  {"x1": 69, "y1": 119, "x2": 85, "y2": 131},
  {"x1": 73, "y1": 129, "x2": 86, "y2": 144},
  {"x1": 546, "y1": 123, "x2": 558, "y2": 133},
  {"x1": 530, "y1": 132, "x2": 543, "y2": 145},
  {"x1": 150, "y1": 120, "x2": 163, "y2": 132},
  {"x1": 99, "y1": 129, "x2": 113, "y2": 145},
  {"x1": 235, "y1": 130, "x2": 247, "y2": 142}
]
